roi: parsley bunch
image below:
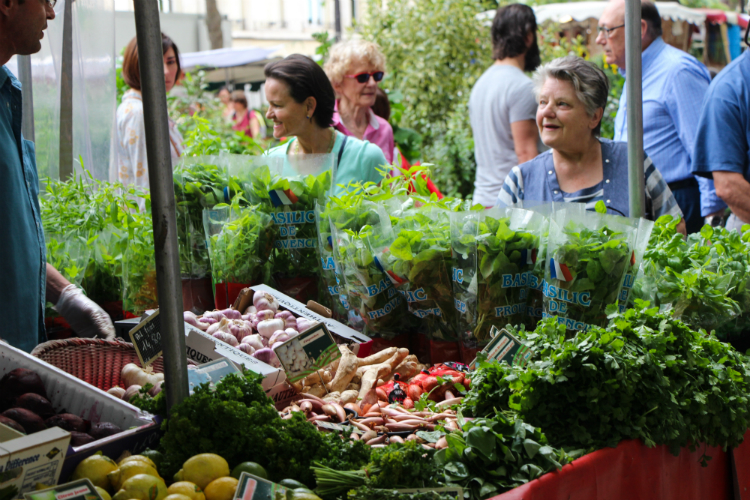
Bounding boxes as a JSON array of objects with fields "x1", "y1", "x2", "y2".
[{"x1": 463, "y1": 303, "x2": 750, "y2": 458}]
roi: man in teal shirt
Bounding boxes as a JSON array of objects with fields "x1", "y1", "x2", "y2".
[{"x1": 1, "y1": 0, "x2": 114, "y2": 352}]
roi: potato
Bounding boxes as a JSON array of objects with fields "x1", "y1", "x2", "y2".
[
  {"x1": 0, "y1": 369, "x2": 46, "y2": 410},
  {"x1": 45, "y1": 413, "x2": 87, "y2": 433},
  {"x1": 2, "y1": 408, "x2": 46, "y2": 434}
]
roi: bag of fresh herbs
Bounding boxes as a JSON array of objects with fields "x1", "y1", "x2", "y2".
[
  {"x1": 618, "y1": 217, "x2": 654, "y2": 313},
  {"x1": 543, "y1": 204, "x2": 638, "y2": 331},
  {"x1": 203, "y1": 198, "x2": 276, "y2": 302},
  {"x1": 315, "y1": 200, "x2": 350, "y2": 322},
  {"x1": 331, "y1": 205, "x2": 407, "y2": 339},
  {"x1": 173, "y1": 156, "x2": 232, "y2": 279},
  {"x1": 450, "y1": 207, "x2": 545, "y2": 345},
  {"x1": 122, "y1": 195, "x2": 159, "y2": 315}
]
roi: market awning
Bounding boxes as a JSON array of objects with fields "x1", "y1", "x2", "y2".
[
  {"x1": 480, "y1": 1, "x2": 707, "y2": 26},
  {"x1": 696, "y1": 9, "x2": 749, "y2": 28},
  {"x1": 179, "y1": 45, "x2": 283, "y2": 84}
]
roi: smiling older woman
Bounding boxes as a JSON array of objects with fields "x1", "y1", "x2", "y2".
[
  {"x1": 496, "y1": 56, "x2": 686, "y2": 233},
  {"x1": 324, "y1": 40, "x2": 395, "y2": 164}
]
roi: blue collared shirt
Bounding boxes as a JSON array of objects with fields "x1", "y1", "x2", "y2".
[
  {"x1": 0, "y1": 65, "x2": 47, "y2": 352},
  {"x1": 615, "y1": 37, "x2": 726, "y2": 216}
]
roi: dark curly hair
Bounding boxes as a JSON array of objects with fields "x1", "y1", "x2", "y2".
[{"x1": 491, "y1": 4, "x2": 541, "y2": 72}]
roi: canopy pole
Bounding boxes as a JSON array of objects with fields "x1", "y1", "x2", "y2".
[
  {"x1": 18, "y1": 56, "x2": 34, "y2": 142},
  {"x1": 59, "y1": 0, "x2": 73, "y2": 180},
  {"x1": 132, "y1": 0, "x2": 189, "y2": 411},
  {"x1": 625, "y1": 0, "x2": 645, "y2": 218}
]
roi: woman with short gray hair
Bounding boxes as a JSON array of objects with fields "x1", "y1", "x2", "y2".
[{"x1": 497, "y1": 55, "x2": 686, "y2": 232}]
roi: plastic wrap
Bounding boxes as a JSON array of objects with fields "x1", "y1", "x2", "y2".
[
  {"x1": 314, "y1": 201, "x2": 349, "y2": 322},
  {"x1": 618, "y1": 218, "x2": 655, "y2": 313}
]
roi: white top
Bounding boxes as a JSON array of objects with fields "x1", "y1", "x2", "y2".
[{"x1": 112, "y1": 89, "x2": 184, "y2": 189}]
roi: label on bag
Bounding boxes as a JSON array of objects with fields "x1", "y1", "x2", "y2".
[
  {"x1": 24, "y1": 479, "x2": 104, "y2": 500},
  {"x1": 234, "y1": 473, "x2": 287, "y2": 500},
  {"x1": 187, "y1": 359, "x2": 242, "y2": 394},
  {"x1": 272, "y1": 323, "x2": 342, "y2": 383},
  {"x1": 469, "y1": 326, "x2": 533, "y2": 369}
]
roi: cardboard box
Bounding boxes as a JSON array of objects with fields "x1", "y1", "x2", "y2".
[
  {"x1": 0, "y1": 342, "x2": 159, "y2": 484},
  {"x1": 184, "y1": 323, "x2": 286, "y2": 391},
  {"x1": 239, "y1": 285, "x2": 372, "y2": 349},
  {"x1": 0, "y1": 424, "x2": 71, "y2": 498}
]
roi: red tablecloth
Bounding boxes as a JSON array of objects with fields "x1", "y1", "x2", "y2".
[
  {"x1": 734, "y1": 430, "x2": 750, "y2": 499},
  {"x1": 491, "y1": 437, "x2": 734, "y2": 500}
]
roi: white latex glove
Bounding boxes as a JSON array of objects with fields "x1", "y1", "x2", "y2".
[{"x1": 55, "y1": 285, "x2": 116, "y2": 340}]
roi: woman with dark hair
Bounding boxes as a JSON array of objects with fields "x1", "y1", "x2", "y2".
[
  {"x1": 113, "y1": 33, "x2": 184, "y2": 189},
  {"x1": 264, "y1": 54, "x2": 387, "y2": 192},
  {"x1": 469, "y1": 3, "x2": 543, "y2": 207},
  {"x1": 231, "y1": 92, "x2": 262, "y2": 138}
]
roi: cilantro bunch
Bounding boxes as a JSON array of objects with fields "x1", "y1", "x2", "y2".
[
  {"x1": 463, "y1": 303, "x2": 750, "y2": 457},
  {"x1": 435, "y1": 412, "x2": 579, "y2": 500}
]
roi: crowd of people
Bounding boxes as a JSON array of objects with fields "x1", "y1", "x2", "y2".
[{"x1": 1, "y1": 0, "x2": 750, "y2": 350}]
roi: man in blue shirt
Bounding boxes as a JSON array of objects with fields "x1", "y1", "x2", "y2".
[
  {"x1": 597, "y1": 0, "x2": 725, "y2": 233},
  {"x1": 1, "y1": 0, "x2": 114, "y2": 352},
  {"x1": 692, "y1": 47, "x2": 750, "y2": 232}
]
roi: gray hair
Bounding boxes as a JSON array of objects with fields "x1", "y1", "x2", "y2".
[{"x1": 533, "y1": 56, "x2": 610, "y2": 136}]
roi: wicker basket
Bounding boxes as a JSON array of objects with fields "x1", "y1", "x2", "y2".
[{"x1": 31, "y1": 338, "x2": 166, "y2": 392}]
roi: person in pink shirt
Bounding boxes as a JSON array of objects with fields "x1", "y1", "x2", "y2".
[{"x1": 324, "y1": 40, "x2": 395, "y2": 164}]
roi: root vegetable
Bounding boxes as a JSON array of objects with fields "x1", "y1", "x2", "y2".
[
  {"x1": 123, "y1": 385, "x2": 142, "y2": 402},
  {"x1": 322, "y1": 392, "x2": 341, "y2": 402},
  {"x1": 349, "y1": 419, "x2": 372, "y2": 433},
  {"x1": 237, "y1": 344, "x2": 256, "y2": 355},
  {"x1": 385, "y1": 422, "x2": 417, "y2": 432},
  {"x1": 296, "y1": 317, "x2": 314, "y2": 332},
  {"x1": 184, "y1": 311, "x2": 209, "y2": 331},
  {"x1": 345, "y1": 383, "x2": 360, "y2": 391},
  {"x1": 268, "y1": 330, "x2": 291, "y2": 346},
  {"x1": 244, "y1": 305, "x2": 257, "y2": 315},
  {"x1": 305, "y1": 384, "x2": 327, "y2": 398},
  {"x1": 253, "y1": 291, "x2": 279, "y2": 312},
  {"x1": 358, "y1": 347, "x2": 398, "y2": 365},
  {"x1": 344, "y1": 402, "x2": 362, "y2": 415},
  {"x1": 405, "y1": 434, "x2": 418, "y2": 442},
  {"x1": 390, "y1": 355, "x2": 421, "y2": 381},
  {"x1": 357, "y1": 348, "x2": 409, "y2": 400},
  {"x1": 240, "y1": 334, "x2": 264, "y2": 350},
  {"x1": 389, "y1": 435, "x2": 404, "y2": 444},
  {"x1": 0, "y1": 369, "x2": 47, "y2": 408},
  {"x1": 299, "y1": 401, "x2": 313, "y2": 414},
  {"x1": 358, "y1": 417, "x2": 384, "y2": 427},
  {"x1": 252, "y1": 348, "x2": 279, "y2": 367},
  {"x1": 340, "y1": 390, "x2": 359, "y2": 405},
  {"x1": 437, "y1": 397, "x2": 463, "y2": 408},
  {"x1": 322, "y1": 403, "x2": 346, "y2": 423},
  {"x1": 15, "y1": 393, "x2": 55, "y2": 419},
  {"x1": 376, "y1": 388, "x2": 388, "y2": 401},
  {"x1": 366, "y1": 435, "x2": 386, "y2": 445},
  {"x1": 350, "y1": 432, "x2": 360, "y2": 441},
  {"x1": 308, "y1": 414, "x2": 331, "y2": 422},
  {"x1": 107, "y1": 386, "x2": 126, "y2": 399},
  {"x1": 90, "y1": 422, "x2": 122, "y2": 439},
  {"x1": 361, "y1": 430, "x2": 378, "y2": 442},
  {"x1": 435, "y1": 436, "x2": 448, "y2": 449},
  {"x1": 407, "y1": 385, "x2": 423, "y2": 401},
  {"x1": 221, "y1": 308, "x2": 242, "y2": 320},
  {"x1": 70, "y1": 432, "x2": 95, "y2": 446},
  {"x1": 2, "y1": 408, "x2": 46, "y2": 433},
  {"x1": 149, "y1": 381, "x2": 163, "y2": 396},
  {"x1": 0, "y1": 415, "x2": 25, "y2": 434},
  {"x1": 403, "y1": 397, "x2": 414, "y2": 409},
  {"x1": 326, "y1": 346, "x2": 360, "y2": 393},
  {"x1": 444, "y1": 389, "x2": 456, "y2": 401}
]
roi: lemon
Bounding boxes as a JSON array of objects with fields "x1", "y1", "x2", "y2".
[
  {"x1": 111, "y1": 474, "x2": 168, "y2": 500},
  {"x1": 167, "y1": 482, "x2": 205, "y2": 500},
  {"x1": 119, "y1": 455, "x2": 158, "y2": 470},
  {"x1": 71, "y1": 454, "x2": 119, "y2": 491},
  {"x1": 164, "y1": 495, "x2": 192, "y2": 500},
  {"x1": 203, "y1": 477, "x2": 238, "y2": 500},
  {"x1": 177, "y1": 454, "x2": 230, "y2": 490},
  {"x1": 96, "y1": 487, "x2": 112, "y2": 500},
  {"x1": 108, "y1": 461, "x2": 162, "y2": 491}
]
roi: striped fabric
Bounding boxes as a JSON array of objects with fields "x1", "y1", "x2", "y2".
[{"x1": 498, "y1": 154, "x2": 682, "y2": 220}]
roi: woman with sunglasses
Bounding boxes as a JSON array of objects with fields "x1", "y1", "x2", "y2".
[
  {"x1": 264, "y1": 55, "x2": 387, "y2": 193},
  {"x1": 324, "y1": 40, "x2": 395, "y2": 164}
]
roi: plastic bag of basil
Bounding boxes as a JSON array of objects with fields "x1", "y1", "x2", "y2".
[
  {"x1": 544, "y1": 206, "x2": 638, "y2": 331},
  {"x1": 330, "y1": 202, "x2": 408, "y2": 339},
  {"x1": 450, "y1": 207, "x2": 546, "y2": 346},
  {"x1": 365, "y1": 198, "x2": 460, "y2": 341},
  {"x1": 315, "y1": 200, "x2": 350, "y2": 322},
  {"x1": 173, "y1": 156, "x2": 233, "y2": 279},
  {"x1": 617, "y1": 217, "x2": 654, "y2": 313}
]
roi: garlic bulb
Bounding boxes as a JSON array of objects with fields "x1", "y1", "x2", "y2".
[
  {"x1": 107, "y1": 386, "x2": 126, "y2": 399},
  {"x1": 121, "y1": 363, "x2": 162, "y2": 389}
]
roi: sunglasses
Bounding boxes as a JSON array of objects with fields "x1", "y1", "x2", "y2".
[{"x1": 345, "y1": 71, "x2": 384, "y2": 84}]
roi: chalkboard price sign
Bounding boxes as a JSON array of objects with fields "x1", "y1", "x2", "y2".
[{"x1": 129, "y1": 310, "x2": 163, "y2": 367}]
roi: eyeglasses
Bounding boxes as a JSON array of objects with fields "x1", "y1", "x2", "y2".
[
  {"x1": 597, "y1": 24, "x2": 625, "y2": 39},
  {"x1": 345, "y1": 71, "x2": 384, "y2": 84},
  {"x1": 44, "y1": 0, "x2": 57, "y2": 7}
]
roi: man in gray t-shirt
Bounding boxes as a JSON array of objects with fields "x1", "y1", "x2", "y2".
[{"x1": 470, "y1": 4, "x2": 542, "y2": 207}]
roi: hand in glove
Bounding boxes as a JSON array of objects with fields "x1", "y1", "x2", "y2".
[{"x1": 55, "y1": 285, "x2": 116, "y2": 340}]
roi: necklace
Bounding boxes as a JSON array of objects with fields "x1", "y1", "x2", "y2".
[{"x1": 292, "y1": 128, "x2": 337, "y2": 155}]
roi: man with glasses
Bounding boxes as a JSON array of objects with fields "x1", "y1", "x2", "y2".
[
  {"x1": 596, "y1": 0, "x2": 725, "y2": 233},
  {"x1": 0, "y1": 0, "x2": 114, "y2": 352}
]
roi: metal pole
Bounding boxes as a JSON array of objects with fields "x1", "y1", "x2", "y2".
[
  {"x1": 334, "y1": 0, "x2": 342, "y2": 41},
  {"x1": 59, "y1": 0, "x2": 73, "y2": 180},
  {"x1": 133, "y1": 0, "x2": 189, "y2": 411},
  {"x1": 625, "y1": 0, "x2": 645, "y2": 218},
  {"x1": 18, "y1": 56, "x2": 35, "y2": 142}
]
